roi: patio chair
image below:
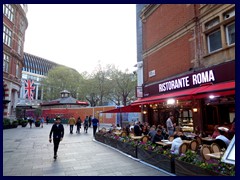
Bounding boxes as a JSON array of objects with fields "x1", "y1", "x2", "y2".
[
  {"x1": 168, "y1": 136, "x2": 174, "y2": 142},
  {"x1": 200, "y1": 144, "x2": 211, "y2": 161},
  {"x1": 210, "y1": 143, "x2": 221, "y2": 153},
  {"x1": 141, "y1": 135, "x2": 149, "y2": 143},
  {"x1": 195, "y1": 136, "x2": 202, "y2": 146},
  {"x1": 179, "y1": 143, "x2": 188, "y2": 155},
  {"x1": 189, "y1": 140, "x2": 199, "y2": 152},
  {"x1": 214, "y1": 139, "x2": 227, "y2": 150},
  {"x1": 121, "y1": 131, "x2": 127, "y2": 137}
]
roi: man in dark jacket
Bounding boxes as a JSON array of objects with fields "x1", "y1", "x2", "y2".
[
  {"x1": 49, "y1": 116, "x2": 64, "y2": 159},
  {"x1": 152, "y1": 129, "x2": 164, "y2": 143}
]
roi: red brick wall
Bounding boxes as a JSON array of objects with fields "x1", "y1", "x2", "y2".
[
  {"x1": 143, "y1": 4, "x2": 196, "y2": 50},
  {"x1": 144, "y1": 33, "x2": 194, "y2": 84}
]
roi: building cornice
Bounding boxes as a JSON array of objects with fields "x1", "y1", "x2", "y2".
[{"x1": 140, "y1": 4, "x2": 161, "y2": 22}]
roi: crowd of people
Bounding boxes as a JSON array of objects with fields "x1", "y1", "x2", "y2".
[{"x1": 114, "y1": 115, "x2": 235, "y2": 156}]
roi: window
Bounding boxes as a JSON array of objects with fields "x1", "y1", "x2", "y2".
[
  {"x1": 205, "y1": 17, "x2": 219, "y2": 30},
  {"x1": 3, "y1": 53, "x2": 10, "y2": 73},
  {"x1": 3, "y1": 4, "x2": 14, "y2": 22},
  {"x1": 3, "y1": 25, "x2": 12, "y2": 47},
  {"x1": 16, "y1": 63, "x2": 20, "y2": 78},
  {"x1": 18, "y1": 36, "x2": 23, "y2": 55},
  {"x1": 207, "y1": 30, "x2": 222, "y2": 53},
  {"x1": 226, "y1": 23, "x2": 235, "y2": 45}
]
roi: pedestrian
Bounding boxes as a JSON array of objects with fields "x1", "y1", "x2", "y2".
[
  {"x1": 40, "y1": 116, "x2": 44, "y2": 128},
  {"x1": 28, "y1": 117, "x2": 33, "y2": 128},
  {"x1": 84, "y1": 116, "x2": 89, "y2": 133},
  {"x1": 166, "y1": 115, "x2": 174, "y2": 136},
  {"x1": 46, "y1": 116, "x2": 49, "y2": 125},
  {"x1": 76, "y1": 117, "x2": 82, "y2": 134},
  {"x1": 68, "y1": 116, "x2": 76, "y2": 134},
  {"x1": 49, "y1": 116, "x2": 64, "y2": 159},
  {"x1": 92, "y1": 116, "x2": 99, "y2": 137},
  {"x1": 88, "y1": 115, "x2": 92, "y2": 127}
]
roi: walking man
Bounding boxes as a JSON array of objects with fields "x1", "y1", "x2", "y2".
[
  {"x1": 166, "y1": 115, "x2": 174, "y2": 136},
  {"x1": 46, "y1": 116, "x2": 49, "y2": 125},
  {"x1": 76, "y1": 117, "x2": 82, "y2": 134},
  {"x1": 68, "y1": 115, "x2": 76, "y2": 134},
  {"x1": 84, "y1": 116, "x2": 89, "y2": 133},
  {"x1": 88, "y1": 115, "x2": 92, "y2": 128},
  {"x1": 49, "y1": 116, "x2": 64, "y2": 159},
  {"x1": 92, "y1": 116, "x2": 99, "y2": 137}
]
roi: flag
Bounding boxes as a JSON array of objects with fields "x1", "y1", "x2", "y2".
[{"x1": 24, "y1": 79, "x2": 35, "y2": 100}]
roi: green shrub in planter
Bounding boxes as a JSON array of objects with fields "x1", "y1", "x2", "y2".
[
  {"x1": 21, "y1": 120, "x2": 28, "y2": 127},
  {"x1": 3, "y1": 118, "x2": 11, "y2": 129},
  {"x1": 17, "y1": 119, "x2": 23, "y2": 125},
  {"x1": 35, "y1": 120, "x2": 41, "y2": 127},
  {"x1": 11, "y1": 120, "x2": 19, "y2": 128}
]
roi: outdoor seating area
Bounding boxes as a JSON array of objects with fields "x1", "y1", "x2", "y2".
[{"x1": 95, "y1": 128, "x2": 235, "y2": 176}]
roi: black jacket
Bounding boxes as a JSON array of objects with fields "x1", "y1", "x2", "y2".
[{"x1": 49, "y1": 123, "x2": 64, "y2": 139}]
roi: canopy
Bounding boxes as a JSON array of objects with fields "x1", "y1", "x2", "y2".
[
  {"x1": 132, "y1": 81, "x2": 235, "y2": 105},
  {"x1": 101, "y1": 105, "x2": 141, "y2": 113}
]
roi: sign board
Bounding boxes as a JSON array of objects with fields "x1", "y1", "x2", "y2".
[
  {"x1": 136, "y1": 86, "x2": 143, "y2": 98},
  {"x1": 221, "y1": 135, "x2": 235, "y2": 165}
]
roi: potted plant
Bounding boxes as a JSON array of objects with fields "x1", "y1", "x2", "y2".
[
  {"x1": 21, "y1": 120, "x2": 28, "y2": 127},
  {"x1": 175, "y1": 150, "x2": 235, "y2": 176},
  {"x1": 3, "y1": 118, "x2": 11, "y2": 129},
  {"x1": 35, "y1": 119, "x2": 41, "y2": 127},
  {"x1": 11, "y1": 120, "x2": 19, "y2": 128}
]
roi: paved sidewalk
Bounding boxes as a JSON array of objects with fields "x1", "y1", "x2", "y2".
[{"x1": 3, "y1": 123, "x2": 170, "y2": 176}]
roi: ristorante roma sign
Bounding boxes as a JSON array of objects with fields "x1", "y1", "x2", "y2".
[
  {"x1": 159, "y1": 70, "x2": 215, "y2": 92},
  {"x1": 143, "y1": 61, "x2": 235, "y2": 97}
]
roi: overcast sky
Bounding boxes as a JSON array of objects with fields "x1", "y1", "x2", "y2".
[{"x1": 24, "y1": 4, "x2": 137, "y2": 74}]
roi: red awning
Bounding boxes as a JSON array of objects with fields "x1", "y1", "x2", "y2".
[
  {"x1": 101, "y1": 105, "x2": 141, "y2": 113},
  {"x1": 132, "y1": 81, "x2": 235, "y2": 105}
]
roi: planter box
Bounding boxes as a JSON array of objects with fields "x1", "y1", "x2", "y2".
[
  {"x1": 137, "y1": 147, "x2": 174, "y2": 173},
  {"x1": 116, "y1": 141, "x2": 137, "y2": 158},
  {"x1": 108, "y1": 138, "x2": 117, "y2": 148},
  {"x1": 175, "y1": 159, "x2": 224, "y2": 176},
  {"x1": 35, "y1": 122, "x2": 40, "y2": 127},
  {"x1": 22, "y1": 123, "x2": 28, "y2": 127},
  {"x1": 95, "y1": 133, "x2": 105, "y2": 143}
]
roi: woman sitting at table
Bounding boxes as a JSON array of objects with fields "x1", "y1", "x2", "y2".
[
  {"x1": 211, "y1": 125, "x2": 220, "y2": 139},
  {"x1": 170, "y1": 135, "x2": 183, "y2": 155},
  {"x1": 152, "y1": 129, "x2": 164, "y2": 143}
]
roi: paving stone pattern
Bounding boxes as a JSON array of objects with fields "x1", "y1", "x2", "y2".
[{"x1": 3, "y1": 123, "x2": 170, "y2": 176}]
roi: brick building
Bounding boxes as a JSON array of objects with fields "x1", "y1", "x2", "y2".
[
  {"x1": 134, "y1": 4, "x2": 235, "y2": 134},
  {"x1": 3, "y1": 4, "x2": 28, "y2": 119}
]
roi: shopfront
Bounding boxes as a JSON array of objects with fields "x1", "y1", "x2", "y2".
[{"x1": 133, "y1": 61, "x2": 235, "y2": 134}]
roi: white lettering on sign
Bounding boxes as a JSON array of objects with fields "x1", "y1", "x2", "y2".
[
  {"x1": 159, "y1": 76, "x2": 189, "y2": 92},
  {"x1": 192, "y1": 70, "x2": 215, "y2": 85},
  {"x1": 158, "y1": 70, "x2": 215, "y2": 93}
]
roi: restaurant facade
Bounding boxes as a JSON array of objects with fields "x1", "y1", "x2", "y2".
[{"x1": 134, "y1": 4, "x2": 235, "y2": 135}]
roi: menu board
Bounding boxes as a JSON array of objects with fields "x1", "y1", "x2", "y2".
[{"x1": 221, "y1": 135, "x2": 235, "y2": 165}]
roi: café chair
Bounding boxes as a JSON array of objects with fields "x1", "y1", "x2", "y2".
[
  {"x1": 168, "y1": 136, "x2": 174, "y2": 142},
  {"x1": 101, "y1": 127, "x2": 107, "y2": 133},
  {"x1": 189, "y1": 140, "x2": 199, "y2": 152},
  {"x1": 210, "y1": 143, "x2": 220, "y2": 153},
  {"x1": 141, "y1": 135, "x2": 149, "y2": 143},
  {"x1": 121, "y1": 131, "x2": 127, "y2": 137},
  {"x1": 179, "y1": 143, "x2": 188, "y2": 155},
  {"x1": 213, "y1": 139, "x2": 227, "y2": 151},
  {"x1": 200, "y1": 144, "x2": 211, "y2": 161},
  {"x1": 195, "y1": 136, "x2": 202, "y2": 146}
]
